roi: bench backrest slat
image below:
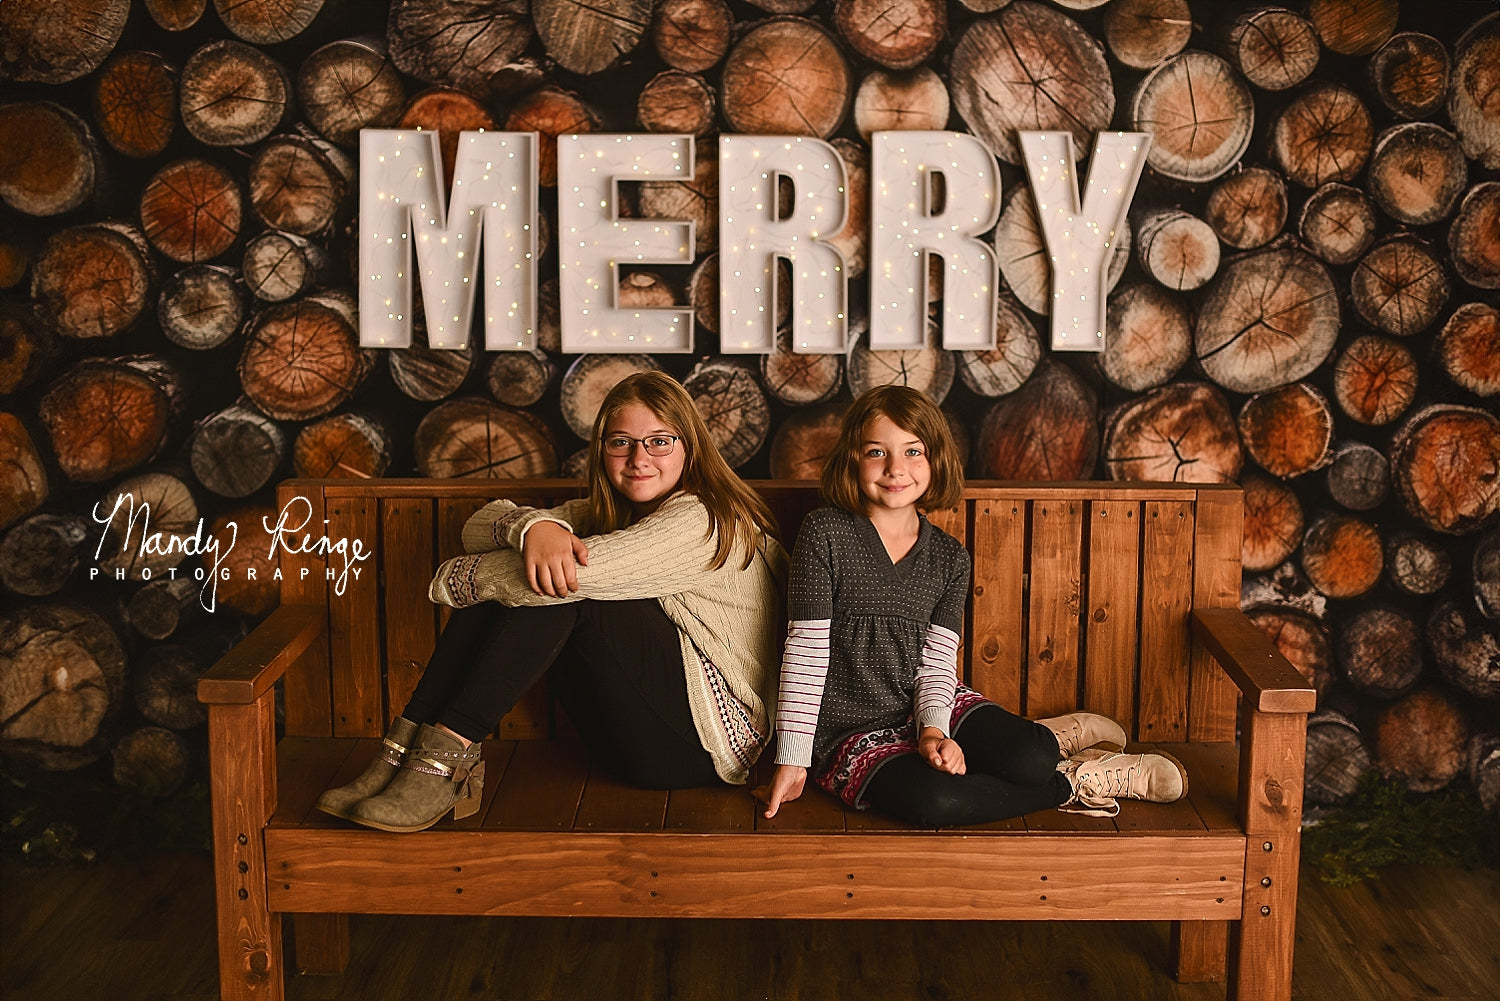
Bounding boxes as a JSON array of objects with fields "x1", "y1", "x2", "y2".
[{"x1": 276, "y1": 481, "x2": 1242, "y2": 743}]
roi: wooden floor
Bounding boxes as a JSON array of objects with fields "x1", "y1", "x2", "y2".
[{"x1": 2, "y1": 854, "x2": 1495, "y2": 1000}]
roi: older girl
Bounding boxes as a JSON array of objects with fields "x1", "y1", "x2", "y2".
[{"x1": 320, "y1": 372, "x2": 786, "y2": 832}]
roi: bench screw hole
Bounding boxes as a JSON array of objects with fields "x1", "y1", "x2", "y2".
[
  {"x1": 1040, "y1": 875, "x2": 1048, "y2": 881},
  {"x1": 652, "y1": 871, "x2": 659, "y2": 878},
  {"x1": 1263, "y1": 841, "x2": 1273, "y2": 852},
  {"x1": 650, "y1": 891, "x2": 657, "y2": 897},
  {"x1": 846, "y1": 892, "x2": 853, "y2": 899},
  {"x1": 847, "y1": 874, "x2": 854, "y2": 880},
  {"x1": 1040, "y1": 895, "x2": 1046, "y2": 901},
  {"x1": 1261, "y1": 877, "x2": 1272, "y2": 888},
  {"x1": 456, "y1": 888, "x2": 463, "y2": 894},
  {"x1": 1219, "y1": 876, "x2": 1227, "y2": 881},
  {"x1": 1216, "y1": 898, "x2": 1224, "y2": 904},
  {"x1": 454, "y1": 866, "x2": 462, "y2": 872},
  {"x1": 238, "y1": 889, "x2": 248, "y2": 900},
  {"x1": 238, "y1": 861, "x2": 249, "y2": 873},
  {"x1": 284, "y1": 884, "x2": 290, "y2": 890},
  {"x1": 1260, "y1": 905, "x2": 1270, "y2": 916},
  {"x1": 238, "y1": 834, "x2": 248, "y2": 845}
]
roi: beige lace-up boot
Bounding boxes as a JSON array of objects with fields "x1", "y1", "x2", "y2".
[
  {"x1": 1058, "y1": 748, "x2": 1188, "y2": 817},
  {"x1": 1035, "y1": 712, "x2": 1127, "y2": 758}
]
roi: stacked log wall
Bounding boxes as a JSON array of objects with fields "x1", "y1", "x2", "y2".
[{"x1": 0, "y1": 0, "x2": 1496, "y2": 816}]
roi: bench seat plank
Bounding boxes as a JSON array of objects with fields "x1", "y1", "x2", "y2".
[
  {"x1": 486, "y1": 738, "x2": 588, "y2": 830},
  {"x1": 574, "y1": 767, "x2": 670, "y2": 832}
]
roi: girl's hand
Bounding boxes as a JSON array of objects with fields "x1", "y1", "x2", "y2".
[
  {"x1": 521, "y1": 521, "x2": 590, "y2": 596},
  {"x1": 918, "y1": 727, "x2": 966, "y2": 775},
  {"x1": 754, "y1": 764, "x2": 807, "y2": 818}
]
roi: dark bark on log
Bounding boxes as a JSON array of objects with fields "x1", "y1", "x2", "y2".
[
  {"x1": 140, "y1": 158, "x2": 243, "y2": 264},
  {"x1": 1133, "y1": 207, "x2": 1218, "y2": 291},
  {"x1": 413, "y1": 397, "x2": 560, "y2": 478},
  {"x1": 1350, "y1": 234, "x2": 1450, "y2": 338},
  {"x1": 1239, "y1": 382, "x2": 1334, "y2": 479},
  {"x1": 847, "y1": 321, "x2": 955, "y2": 403},
  {"x1": 93, "y1": 470, "x2": 199, "y2": 577},
  {"x1": 297, "y1": 37, "x2": 405, "y2": 147},
  {"x1": 127, "y1": 577, "x2": 201, "y2": 641},
  {"x1": 1385, "y1": 531, "x2": 1451, "y2": 596},
  {"x1": 1099, "y1": 282, "x2": 1189, "y2": 392},
  {"x1": 209, "y1": 506, "x2": 279, "y2": 616},
  {"x1": 0, "y1": 605, "x2": 125, "y2": 771},
  {"x1": 1271, "y1": 82, "x2": 1373, "y2": 188},
  {"x1": 536, "y1": 276, "x2": 562, "y2": 352},
  {"x1": 0, "y1": 241, "x2": 29, "y2": 290},
  {"x1": 1374, "y1": 687, "x2": 1469, "y2": 793},
  {"x1": 292, "y1": 412, "x2": 392, "y2": 479},
  {"x1": 1367, "y1": 122, "x2": 1468, "y2": 226},
  {"x1": 145, "y1": 0, "x2": 206, "y2": 32},
  {"x1": 0, "y1": 300, "x2": 56, "y2": 396},
  {"x1": 389, "y1": 331, "x2": 475, "y2": 403},
  {"x1": 1370, "y1": 32, "x2": 1449, "y2": 120},
  {"x1": 505, "y1": 87, "x2": 601, "y2": 188},
  {"x1": 1103, "y1": 0, "x2": 1191, "y2": 72},
  {"x1": 133, "y1": 643, "x2": 209, "y2": 728},
  {"x1": 1428, "y1": 599, "x2": 1500, "y2": 701},
  {"x1": 0, "y1": 0, "x2": 130, "y2": 84},
  {"x1": 684, "y1": 358, "x2": 770, "y2": 469},
  {"x1": 1241, "y1": 472, "x2": 1304, "y2": 573},
  {"x1": 239, "y1": 292, "x2": 372, "y2": 420},
  {"x1": 214, "y1": 0, "x2": 325, "y2": 45},
  {"x1": 189, "y1": 402, "x2": 286, "y2": 498},
  {"x1": 1301, "y1": 513, "x2": 1383, "y2": 600},
  {"x1": 1246, "y1": 604, "x2": 1333, "y2": 703},
  {"x1": 948, "y1": 2, "x2": 1111, "y2": 166},
  {"x1": 243, "y1": 230, "x2": 329, "y2": 303},
  {"x1": 559, "y1": 354, "x2": 664, "y2": 439},
  {"x1": 158, "y1": 264, "x2": 245, "y2": 351},
  {"x1": 93, "y1": 51, "x2": 177, "y2": 159},
  {"x1": 1473, "y1": 529, "x2": 1500, "y2": 620},
  {"x1": 761, "y1": 327, "x2": 844, "y2": 407},
  {"x1": 827, "y1": 138, "x2": 868, "y2": 281},
  {"x1": 1304, "y1": 710, "x2": 1372, "y2": 806},
  {"x1": 1205, "y1": 167, "x2": 1287, "y2": 250},
  {"x1": 1332, "y1": 334, "x2": 1418, "y2": 426},
  {"x1": 112, "y1": 726, "x2": 190, "y2": 797},
  {"x1": 387, "y1": 0, "x2": 533, "y2": 96},
  {"x1": 39, "y1": 359, "x2": 174, "y2": 483},
  {"x1": 0, "y1": 514, "x2": 85, "y2": 596},
  {"x1": 652, "y1": 0, "x2": 732, "y2": 73},
  {"x1": 1325, "y1": 441, "x2": 1389, "y2": 512},
  {"x1": 180, "y1": 40, "x2": 291, "y2": 147},
  {"x1": 1195, "y1": 245, "x2": 1339, "y2": 395},
  {"x1": 976, "y1": 360, "x2": 1097, "y2": 480},
  {"x1": 1298, "y1": 182, "x2": 1377, "y2": 266},
  {"x1": 638, "y1": 71, "x2": 716, "y2": 135},
  {"x1": 853, "y1": 67, "x2": 950, "y2": 141},
  {"x1": 1306, "y1": 0, "x2": 1398, "y2": 56},
  {"x1": 835, "y1": 0, "x2": 945, "y2": 71},
  {"x1": 956, "y1": 292, "x2": 1040, "y2": 398},
  {"x1": 534, "y1": 0, "x2": 651, "y2": 75},
  {"x1": 1448, "y1": 13, "x2": 1500, "y2": 170},
  {"x1": 0, "y1": 102, "x2": 102, "y2": 217},
  {"x1": 1103, "y1": 380, "x2": 1242, "y2": 484},
  {"x1": 1470, "y1": 731, "x2": 1500, "y2": 815},
  {"x1": 1448, "y1": 181, "x2": 1500, "y2": 290},
  {"x1": 1435, "y1": 302, "x2": 1500, "y2": 399},
  {"x1": 637, "y1": 145, "x2": 716, "y2": 255},
  {"x1": 0, "y1": 414, "x2": 47, "y2": 531},
  {"x1": 487, "y1": 349, "x2": 554, "y2": 408},
  {"x1": 1223, "y1": 7, "x2": 1318, "y2": 91},
  {"x1": 398, "y1": 87, "x2": 497, "y2": 195},
  {"x1": 248, "y1": 131, "x2": 354, "y2": 238},
  {"x1": 1391, "y1": 405, "x2": 1500, "y2": 535},
  {"x1": 722, "y1": 18, "x2": 851, "y2": 139},
  {"x1": 769, "y1": 402, "x2": 847, "y2": 480},
  {"x1": 1131, "y1": 50, "x2": 1252, "y2": 183},
  {"x1": 1340, "y1": 607, "x2": 1422, "y2": 697}
]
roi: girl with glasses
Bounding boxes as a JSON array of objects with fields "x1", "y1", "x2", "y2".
[{"x1": 319, "y1": 372, "x2": 787, "y2": 832}]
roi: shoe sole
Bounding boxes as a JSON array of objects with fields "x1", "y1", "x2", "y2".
[
  {"x1": 344, "y1": 809, "x2": 455, "y2": 834},
  {"x1": 1153, "y1": 749, "x2": 1190, "y2": 801}
]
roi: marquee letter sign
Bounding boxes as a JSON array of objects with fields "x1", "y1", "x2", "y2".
[
  {"x1": 358, "y1": 129, "x2": 538, "y2": 350},
  {"x1": 1019, "y1": 130, "x2": 1150, "y2": 352}
]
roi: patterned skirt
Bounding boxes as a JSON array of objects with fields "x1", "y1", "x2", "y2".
[{"x1": 815, "y1": 685, "x2": 991, "y2": 808}]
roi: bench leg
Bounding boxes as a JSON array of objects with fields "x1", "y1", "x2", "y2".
[
  {"x1": 1171, "y1": 920, "x2": 1227, "y2": 982},
  {"x1": 294, "y1": 914, "x2": 351, "y2": 975},
  {"x1": 208, "y1": 699, "x2": 285, "y2": 1001}
]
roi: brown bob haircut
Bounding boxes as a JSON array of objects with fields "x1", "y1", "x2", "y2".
[
  {"x1": 820, "y1": 385, "x2": 965, "y2": 515},
  {"x1": 585, "y1": 371, "x2": 780, "y2": 569}
]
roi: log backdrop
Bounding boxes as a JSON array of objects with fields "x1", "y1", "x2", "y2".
[{"x1": 1, "y1": 0, "x2": 1496, "y2": 821}]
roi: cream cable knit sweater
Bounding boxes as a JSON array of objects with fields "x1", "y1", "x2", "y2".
[{"x1": 429, "y1": 492, "x2": 788, "y2": 785}]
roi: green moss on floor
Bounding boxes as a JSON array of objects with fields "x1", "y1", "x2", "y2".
[{"x1": 1302, "y1": 773, "x2": 1500, "y2": 886}]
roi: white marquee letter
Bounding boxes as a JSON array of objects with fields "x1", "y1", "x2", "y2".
[
  {"x1": 869, "y1": 131, "x2": 1000, "y2": 351},
  {"x1": 359, "y1": 129, "x2": 538, "y2": 350},
  {"x1": 1020, "y1": 130, "x2": 1150, "y2": 352},
  {"x1": 718, "y1": 135, "x2": 848, "y2": 354},
  {"x1": 557, "y1": 134, "x2": 694, "y2": 353}
]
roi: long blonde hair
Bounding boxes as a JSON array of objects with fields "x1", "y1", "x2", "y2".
[
  {"x1": 820, "y1": 386, "x2": 965, "y2": 514},
  {"x1": 585, "y1": 371, "x2": 779, "y2": 569}
]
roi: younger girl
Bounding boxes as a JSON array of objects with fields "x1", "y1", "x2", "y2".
[
  {"x1": 759, "y1": 386, "x2": 1186, "y2": 826},
  {"x1": 319, "y1": 372, "x2": 787, "y2": 832}
]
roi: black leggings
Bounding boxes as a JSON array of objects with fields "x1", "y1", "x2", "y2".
[
  {"x1": 859, "y1": 703, "x2": 1072, "y2": 826},
  {"x1": 402, "y1": 600, "x2": 720, "y2": 790}
]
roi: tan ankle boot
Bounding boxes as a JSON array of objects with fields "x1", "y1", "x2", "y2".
[
  {"x1": 1059, "y1": 748, "x2": 1188, "y2": 817},
  {"x1": 348, "y1": 724, "x2": 485, "y2": 833},
  {"x1": 316, "y1": 716, "x2": 420, "y2": 820},
  {"x1": 1036, "y1": 712, "x2": 1128, "y2": 758}
]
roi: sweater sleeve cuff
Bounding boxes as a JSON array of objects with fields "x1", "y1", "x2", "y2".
[
  {"x1": 515, "y1": 514, "x2": 573, "y2": 550},
  {"x1": 774, "y1": 731, "x2": 815, "y2": 767},
  {"x1": 916, "y1": 706, "x2": 951, "y2": 737}
]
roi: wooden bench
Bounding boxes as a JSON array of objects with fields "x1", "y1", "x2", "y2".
[{"x1": 199, "y1": 479, "x2": 1315, "y2": 1001}]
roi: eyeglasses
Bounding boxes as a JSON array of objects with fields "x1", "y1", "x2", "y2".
[{"x1": 601, "y1": 434, "x2": 680, "y2": 457}]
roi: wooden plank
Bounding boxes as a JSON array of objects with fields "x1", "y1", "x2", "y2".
[
  {"x1": 1171, "y1": 920, "x2": 1229, "y2": 984},
  {"x1": 1113, "y1": 744, "x2": 1208, "y2": 834},
  {"x1": 1192, "y1": 609, "x2": 1318, "y2": 713},
  {"x1": 1025, "y1": 500, "x2": 1083, "y2": 718},
  {"x1": 263, "y1": 829, "x2": 1245, "y2": 921},
  {"x1": 1167, "y1": 740, "x2": 1242, "y2": 833},
  {"x1": 291, "y1": 914, "x2": 349, "y2": 977},
  {"x1": 753, "y1": 758, "x2": 846, "y2": 833},
  {"x1": 1190, "y1": 488, "x2": 1243, "y2": 742},
  {"x1": 968, "y1": 498, "x2": 1026, "y2": 711},
  {"x1": 380, "y1": 497, "x2": 436, "y2": 722},
  {"x1": 1082, "y1": 500, "x2": 1141, "y2": 737},
  {"x1": 268, "y1": 736, "x2": 356, "y2": 827},
  {"x1": 484, "y1": 738, "x2": 588, "y2": 831},
  {"x1": 1022, "y1": 806, "x2": 1119, "y2": 834},
  {"x1": 664, "y1": 784, "x2": 757, "y2": 834},
  {"x1": 197, "y1": 605, "x2": 324, "y2": 706},
  {"x1": 325, "y1": 494, "x2": 383, "y2": 737},
  {"x1": 575, "y1": 767, "x2": 670, "y2": 832},
  {"x1": 277, "y1": 482, "x2": 331, "y2": 738},
  {"x1": 1138, "y1": 500, "x2": 1194, "y2": 743}
]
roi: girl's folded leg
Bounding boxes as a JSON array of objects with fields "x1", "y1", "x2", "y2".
[
  {"x1": 953, "y1": 702, "x2": 1071, "y2": 787},
  {"x1": 860, "y1": 753, "x2": 1071, "y2": 827}
]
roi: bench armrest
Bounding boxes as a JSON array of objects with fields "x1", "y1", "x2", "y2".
[
  {"x1": 1191, "y1": 608, "x2": 1316, "y2": 714},
  {"x1": 197, "y1": 604, "x2": 326, "y2": 706}
]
